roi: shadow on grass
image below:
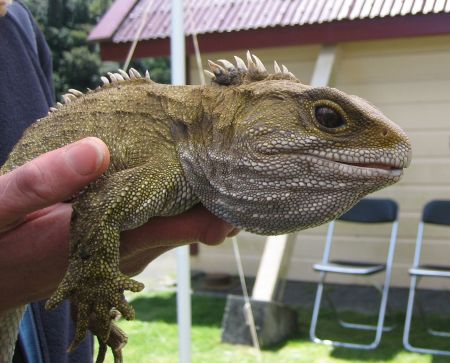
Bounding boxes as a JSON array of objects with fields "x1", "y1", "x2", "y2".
[
  {"x1": 130, "y1": 292, "x2": 226, "y2": 327},
  {"x1": 130, "y1": 292, "x2": 450, "y2": 361},
  {"x1": 298, "y1": 309, "x2": 450, "y2": 362}
]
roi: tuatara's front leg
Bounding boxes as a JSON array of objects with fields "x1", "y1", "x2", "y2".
[{"x1": 45, "y1": 160, "x2": 196, "y2": 357}]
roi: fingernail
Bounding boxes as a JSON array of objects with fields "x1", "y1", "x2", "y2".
[
  {"x1": 65, "y1": 138, "x2": 105, "y2": 175},
  {"x1": 227, "y1": 228, "x2": 240, "y2": 237}
]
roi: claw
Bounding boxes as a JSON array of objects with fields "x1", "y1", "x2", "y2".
[
  {"x1": 49, "y1": 242, "x2": 143, "y2": 361},
  {"x1": 107, "y1": 321, "x2": 128, "y2": 351},
  {"x1": 68, "y1": 303, "x2": 90, "y2": 352},
  {"x1": 115, "y1": 300, "x2": 135, "y2": 321},
  {"x1": 97, "y1": 320, "x2": 112, "y2": 344},
  {"x1": 91, "y1": 311, "x2": 128, "y2": 363},
  {"x1": 95, "y1": 341, "x2": 107, "y2": 363},
  {"x1": 112, "y1": 349, "x2": 123, "y2": 363}
]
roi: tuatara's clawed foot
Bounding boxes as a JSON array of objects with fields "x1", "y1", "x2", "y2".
[
  {"x1": 45, "y1": 276, "x2": 74, "y2": 310},
  {"x1": 46, "y1": 270, "x2": 144, "y2": 355},
  {"x1": 94, "y1": 317, "x2": 127, "y2": 363}
]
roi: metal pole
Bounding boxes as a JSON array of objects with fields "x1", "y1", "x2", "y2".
[
  {"x1": 171, "y1": 1, "x2": 191, "y2": 362},
  {"x1": 176, "y1": 245, "x2": 191, "y2": 363},
  {"x1": 171, "y1": 0, "x2": 186, "y2": 85}
]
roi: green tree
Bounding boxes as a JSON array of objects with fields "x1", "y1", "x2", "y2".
[
  {"x1": 89, "y1": 0, "x2": 114, "y2": 20},
  {"x1": 130, "y1": 58, "x2": 171, "y2": 85},
  {"x1": 23, "y1": 0, "x2": 108, "y2": 97},
  {"x1": 47, "y1": 0, "x2": 65, "y2": 27},
  {"x1": 23, "y1": 0, "x2": 170, "y2": 98}
]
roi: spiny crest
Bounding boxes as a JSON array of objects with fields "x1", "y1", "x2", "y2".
[
  {"x1": 204, "y1": 50, "x2": 299, "y2": 86},
  {"x1": 100, "y1": 68, "x2": 151, "y2": 85},
  {"x1": 48, "y1": 68, "x2": 152, "y2": 115}
]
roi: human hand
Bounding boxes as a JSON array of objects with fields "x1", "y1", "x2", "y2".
[
  {"x1": 0, "y1": 137, "x2": 237, "y2": 313},
  {"x1": 0, "y1": 0, "x2": 12, "y2": 17}
]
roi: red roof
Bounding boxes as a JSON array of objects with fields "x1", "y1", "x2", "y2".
[{"x1": 89, "y1": 0, "x2": 450, "y2": 43}]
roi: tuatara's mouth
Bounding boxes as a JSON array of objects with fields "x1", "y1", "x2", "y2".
[
  {"x1": 324, "y1": 147, "x2": 411, "y2": 174},
  {"x1": 339, "y1": 161, "x2": 403, "y2": 177},
  {"x1": 343, "y1": 162, "x2": 398, "y2": 171}
]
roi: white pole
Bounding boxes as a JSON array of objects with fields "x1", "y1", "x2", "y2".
[
  {"x1": 171, "y1": 0, "x2": 186, "y2": 85},
  {"x1": 176, "y1": 245, "x2": 191, "y2": 363},
  {"x1": 171, "y1": 1, "x2": 191, "y2": 362}
]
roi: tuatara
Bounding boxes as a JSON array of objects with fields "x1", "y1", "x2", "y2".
[{"x1": 0, "y1": 52, "x2": 411, "y2": 362}]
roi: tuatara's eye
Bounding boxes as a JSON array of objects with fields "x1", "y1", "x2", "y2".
[{"x1": 315, "y1": 106, "x2": 345, "y2": 129}]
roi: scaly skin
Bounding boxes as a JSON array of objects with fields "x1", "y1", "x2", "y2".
[{"x1": 0, "y1": 54, "x2": 411, "y2": 362}]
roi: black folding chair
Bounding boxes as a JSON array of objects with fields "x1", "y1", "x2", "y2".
[
  {"x1": 310, "y1": 198, "x2": 399, "y2": 349},
  {"x1": 403, "y1": 200, "x2": 450, "y2": 356}
]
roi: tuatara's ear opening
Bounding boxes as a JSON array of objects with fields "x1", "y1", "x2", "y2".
[
  {"x1": 171, "y1": 120, "x2": 189, "y2": 142},
  {"x1": 204, "y1": 51, "x2": 300, "y2": 86}
]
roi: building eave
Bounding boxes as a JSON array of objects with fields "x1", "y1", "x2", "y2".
[
  {"x1": 88, "y1": 0, "x2": 138, "y2": 42},
  {"x1": 98, "y1": 12, "x2": 450, "y2": 61}
]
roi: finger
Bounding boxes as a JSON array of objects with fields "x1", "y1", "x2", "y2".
[
  {"x1": 120, "y1": 213, "x2": 239, "y2": 277},
  {"x1": 0, "y1": 203, "x2": 72, "y2": 311},
  {"x1": 152, "y1": 205, "x2": 238, "y2": 245},
  {"x1": 120, "y1": 205, "x2": 238, "y2": 260},
  {"x1": 0, "y1": 137, "x2": 110, "y2": 227},
  {"x1": 120, "y1": 245, "x2": 173, "y2": 276}
]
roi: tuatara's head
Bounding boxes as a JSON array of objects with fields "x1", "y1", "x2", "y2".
[{"x1": 174, "y1": 52, "x2": 412, "y2": 235}]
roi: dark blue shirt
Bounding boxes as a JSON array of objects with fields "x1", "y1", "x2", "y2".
[{"x1": 0, "y1": 2, "x2": 93, "y2": 362}]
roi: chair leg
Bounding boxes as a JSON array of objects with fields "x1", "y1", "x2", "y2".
[
  {"x1": 310, "y1": 274, "x2": 390, "y2": 350},
  {"x1": 403, "y1": 276, "x2": 450, "y2": 356},
  {"x1": 309, "y1": 272, "x2": 325, "y2": 344},
  {"x1": 371, "y1": 272, "x2": 392, "y2": 348},
  {"x1": 370, "y1": 280, "x2": 396, "y2": 332},
  {"x1": 324, "y1": 288, "x2": 376, "y2": 331},
  {"x1": 323, "y1": 282, "x2": 395, "y2": 333},
  {"x1": 415, "y1": 283, "x2": 450, "y2": 338}
]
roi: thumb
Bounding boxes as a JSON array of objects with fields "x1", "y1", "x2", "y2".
[
  {"x1": 0, "y1": 137, "x2": 109, "y2": 229},
  {"x1": 0, "y1": 0, "x2": 12, "y2": 17}
]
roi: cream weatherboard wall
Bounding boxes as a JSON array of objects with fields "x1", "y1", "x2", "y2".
[{"x1": 188, "y1": 35, "x2": 450, "y2": 289}]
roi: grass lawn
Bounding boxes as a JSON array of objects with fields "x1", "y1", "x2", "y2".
[{"x1": 97, "y1": 292, "x2": 450, "y2": 363}]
